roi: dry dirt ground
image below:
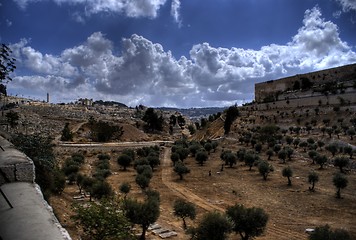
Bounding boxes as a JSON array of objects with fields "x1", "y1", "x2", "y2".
[
  {"x1": 50, "y1": 137, "x2": 356, "y2": 240},
  {"x1": 15, "y1": 104, "x2": 353, "y2": 240}
]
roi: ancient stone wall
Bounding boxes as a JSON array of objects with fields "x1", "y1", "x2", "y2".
[
  {"x1": 255, "y1": 63, "x2": 356, "y2": 102},
  {"x1": 0, "y1": 137, "x2": 35, "y2": 185},
  {"x1": 0, "y1": 136, "x2": 72, "y2": 240}
]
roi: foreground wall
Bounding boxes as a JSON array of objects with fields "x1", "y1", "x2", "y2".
[{"x1": 0, "y1": 136, "x2": 71, "y2": 240}]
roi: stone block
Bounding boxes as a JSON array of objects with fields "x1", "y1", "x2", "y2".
[
  {"x1": 0, "y1": 165, "x2": 16, "y2": 182},
  {"x1": 15, "y1": 162, "x2": 35, "y2": 182}
]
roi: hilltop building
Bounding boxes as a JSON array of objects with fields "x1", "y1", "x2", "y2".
[{"x1": 76, "y1": 98, "x2": 93, "y2": 106}]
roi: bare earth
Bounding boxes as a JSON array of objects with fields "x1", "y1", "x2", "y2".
[
  {"x1": 51, "y1": 138, "x2": 356, "y2": 240},
  {"x1": 13, "y1": 104, "x2": 354, "y2": 240}
]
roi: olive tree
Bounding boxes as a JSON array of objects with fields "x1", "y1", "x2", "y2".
[
  {"x1": 266, "y1": 149, "x2": 274, "y2": 160},
  {"x1": 73, "y1": 199, "x2": 134, "y2": 240},
  {"x1": 135, "y1": 174, "x2": 150, "y2": 191},
  {"x1": 125, "y1": 192, "x2": 160, "y2": 240},
  {"x1": 60, "y1": 122, "x2": 73, "y2": 141},
  {"x1": 173, "y1": 199, "x2": 196, "y2": 229},
  {"x1": 308, "y1": 171, "x2": 319, "y2": 191},
  {"x1": 174, "y1": 160, "x2": 190, "y2": 180},
  {"x1": 244, "y1": 152, "x2": 258, "y2": 170},
  {"x1": 119, "y1": 182, "x2": 131, "y2": 199},
  {"x1": 315, "y1": 155, "x2": 328, "y2": 169},
  {"x1": 170, "y1": 152, "x2": 180, "y2": 166},
  {"x1": 226, "y1": 204, "x2": 268, "y2": 240},
  {"x1": 190, "y1": 211, "x2": 233, "y2": 240},
  {"x1": 196, "y1": 150, "x2": 208, "y2": 166},
  {"x1": 333, "y1": 156, "x2": 349, "y2": 173},
  {"x1": 278, "y1": 149, "x2": 287, "y2": 163},
  {"x1": 333, "y1": 173, "x2": 348, "y2": 199},
  {"x1": 117, "y1": 154, "x2": 132, "y2": 171},
  {"x1": 309, "y1": 224, "x2": 351, "y2": 240},
  {"x1": 225, "y1": 152, "x2": 238, "y2": 168},
  {"x1": 325, "y1": 144, "x2": 338, "y2": 157},
  {"x1": 258, "y1": 161, "x2": 274, "y2": 180},
  {"x1": 282, "y1": 166, "x2": 293, "y2": 186}
]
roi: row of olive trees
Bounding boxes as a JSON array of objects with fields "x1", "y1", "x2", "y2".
[
  {"x1": 221, "y1": 141, "x2": 350, "y2": 199},
  {"x1": 74, "y1": 146, "x2": 162, "y2": 240},
  {"x1": 117, "y1": 146, "x2": 160, "y2": 172},
  {"x1": 75, "y1": 153, "x2": 113, "y2": 201},
  {"x1": 170, "y1": 139, "x2": 219, "y2": 180}
]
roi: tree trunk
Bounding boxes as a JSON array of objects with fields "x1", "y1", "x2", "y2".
[
  {"x1": 240, "y1": 232, "x2": 249, "y2": 240},
  {"x1": 287, "y1": 177, "x2": 291, "y2": 186},
  {"x1": 182, "y1": 217, "x2": 187, "y2": 229},
  {"x1": 336, "y1": 188, "x2": 341, "y2": 198},
  {"x1": 140, "y1": 225, "x2": 147, "y2": 240}
]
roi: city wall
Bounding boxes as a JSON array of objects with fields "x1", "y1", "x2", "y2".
[{"x1": 255, "y1": 63, "x2": 356, "y2": 102}]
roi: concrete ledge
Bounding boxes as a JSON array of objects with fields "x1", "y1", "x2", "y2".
[
  {"x1": 0, "y1": 182, "x2": 71, "y2": 240},
  {"x1": 0, "y1": 136, "x2": 71, "y2": 240}
]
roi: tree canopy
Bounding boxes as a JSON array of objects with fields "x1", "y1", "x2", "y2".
[
  {"x1": 308, "y1": 224, "x2": 351, "y2": 240},
  {"x1": 174, "y1": 160, "x2": 190, "y2": 180},
  {"x1": 125, "y1": 192, "x2": 160, "y2": 240},
  {"x1": 142, "y1": 108, "x2": 164, "y2": 132},
  {"x1": 173, "y1": 199, "x2": 196, "y2": 229},
  {"x1": 190, "y1": 211, "x2": 232, "y2": 240},
  {"x1": 73, "y1": 199, "x2": 134, "y2": 240},
  {"x1": 0, "y1": 43, "x2": 16, "y2": 83},
  {"x1": 226, "y1": 204, "x2": 268, "y2": 240},
  {"x1": 224, "y1": 105, "x2": 239, "y2": 134}
]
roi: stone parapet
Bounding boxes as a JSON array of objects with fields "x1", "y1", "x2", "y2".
[
  {"x1": 0, "y1": 135, "x2": 72, "y2": 240},
  {"x1": 0, "y1": 136, "x2": 35, "y2": 185}
]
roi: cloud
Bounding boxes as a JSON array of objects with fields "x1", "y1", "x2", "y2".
[
  {"x1": 13, "y1": 0, "x2": 167, "y2": 18},
  {"x1": 335, "y1": 0, "x2": 356, "y2": 12},
  {"x1": 8, "y1": 7, "x2": 356, "y2": 107},
  {"x1": 6, "y1": 19, "x2": 13, "y2": 27},
  {"x1": 171, "y1": 0, "x2": 182, "y2": 27},
  {"x1": 71, "y1": 11, "x2": 85, "y2": 23}
]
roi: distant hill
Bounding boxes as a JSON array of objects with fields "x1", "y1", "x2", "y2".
[{"x1": 158, "y1": 107, "x2": 226, "y2": 119}]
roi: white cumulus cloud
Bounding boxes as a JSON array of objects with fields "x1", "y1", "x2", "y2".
[
  {"x1": 13, "y1": 0, "x2": 167, "y2": 18},
  {"x1": 8, "y1": 7, "x2": 356, "y2": 107},
  {"x1": 336, "y1": 0, "x2": 356, "y2": 12}
]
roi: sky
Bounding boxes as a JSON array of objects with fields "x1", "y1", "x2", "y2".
[{"x1": 1, "y1": 0, "x2": 356, "y2": 108}]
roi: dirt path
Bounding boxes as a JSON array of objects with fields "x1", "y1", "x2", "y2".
[
  {"x1": 161, "y1": 147, "x2": 224, "y2": 212},
  {"x1": 161, "y1": 147, "x2": 307, "y2": 240}
]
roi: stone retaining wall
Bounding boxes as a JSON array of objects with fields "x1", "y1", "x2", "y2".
[
  {"x1": 0, "y1": 136, "x2": 35, "y2": 185},
  {"x1": 0, "y1": 135, "x2": 71, "y2": 240}
]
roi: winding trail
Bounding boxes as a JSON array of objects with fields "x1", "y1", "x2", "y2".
[
  {"x1": 161, "y1": 148, "x2": 224, "y2": 212},
  {"x1": 161, "y1": 147, "x2": 307, "y2": 240}
]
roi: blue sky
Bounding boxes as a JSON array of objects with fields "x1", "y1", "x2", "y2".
[{"x1": 1, "y1": 0, "x2": 356, "y2": 107}]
